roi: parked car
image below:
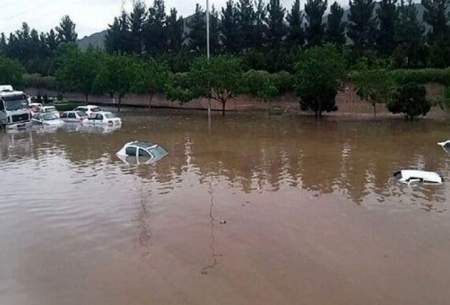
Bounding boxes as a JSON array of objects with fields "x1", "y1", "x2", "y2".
[
  {"x1": 74, "y1": 105, "x2": 101, "y2": 118},
  {"x1": 87, "y1": 111, "x2": 122, "y2": 126},
  {"x1": 117, "y1": 141, "x2": 168, "y2": 165},
  {"x1": 394, "y1": 170, "x2": 443, "y2": 185},
  {"x1": 61, "y1": 111, "x2": 89, "y2": 124},
  {"x1": 32, "y1": 113, "x2": 65, "y2": 127},
  {"x1": 40, "y1": 106, "x2": 60, "y2": 118}
]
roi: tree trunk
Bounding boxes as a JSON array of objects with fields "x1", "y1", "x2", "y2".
[
  {"x1": 118, "y1": 96, "x2": 122, "y2": 112},
  {"x1": 373, "y1": 103, "x2": 377, "y2": 117},
  {"x1": 148, "y1": 93, "x2": 154, "y2": 110},
  {"x1": 222, "y1": 101, "x2": 226, "y2": 116},
  {"x1": 85, "y1": 93, "x2": 89, "y2": 105}
]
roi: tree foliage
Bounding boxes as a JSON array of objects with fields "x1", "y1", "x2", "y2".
[
  {"x1": 0, "y1": 55, "x2": 26, "y2": 86},
  {"x1": 295, "y1": 44, "x2": 346, "y2": 117},
  {"x1": 387, "y1": 82, "x2": 431, "y2": 119},
  {"x1": 348, "y1": 0, "x2": 378, "y2": 54},
  {"x1": 325, "y1": 2, "x2": 346, "y2": 46},
  {"x1": 304, "y1": 0, "x2": 327, "y2": 47}
]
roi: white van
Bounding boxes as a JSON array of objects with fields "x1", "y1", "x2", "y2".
[{"x1": 0, "y1": 85, "x2": 32, "y2": 129}]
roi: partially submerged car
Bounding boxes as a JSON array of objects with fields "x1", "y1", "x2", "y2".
[
  {"x1": 40, "y1": 106, "x2": 60, "y2": 118},
  {"x1": 87, "y1": 111, "x2": 122, "y2": 126},
  {"x1": 74, "y1": 105, "x2": 101, "y2": 118},
  {"x1": 117, "y1": 141, "x2": 168, "y2": 165},
  {"x1": 394, "y1": 170, "x2": 444, "y2": 185},
  {"x1": 438, "y1": 140, "x2": 450, "y2": 150},
  {"x1": 61, "y1": 111, "x2": 89, "y2": 124},
  {"x1": 32, "y1": 113, "x2": 65, "y2": 127}
]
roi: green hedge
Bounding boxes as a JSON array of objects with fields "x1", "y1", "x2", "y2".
[
  {"x1": 389, "y1": 68, "x2": 450, "y2": 86},
  {"x1": 23, "y1": 73, "x2": 58, "y2": 91}
]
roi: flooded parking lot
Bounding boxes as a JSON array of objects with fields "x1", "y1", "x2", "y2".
[{"x1": 1, "y1": 111, "x2": 450, "y2": 305}]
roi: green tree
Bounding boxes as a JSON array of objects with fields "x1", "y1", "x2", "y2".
[
  {"x1": 393, "y1": 0, "x2": 425, "y2": 68},
  {"x1": 377, "y1": 0, "x2": 399, "y2": 55},
  {"x1": 294, "y1": 44, "x2": 346, "y2": 117},
  {"x1": 129, "y1": 0, "x2": 147, "y2": 54},
  {"x1": 254, "y1": 0, "x2": 268, "y2": 48},
  {"x1": 286, "y1": 0, "x2": 305, "y2": 48},
  {"x1": 94, "y1": 53, "x2": 136, "y2": 112},
  {"x1": 265, "y1": 0, "x2": 286, "y2": 48},
  {"x1": 131, "y1": 58, "x2": 169, "y2": 109},
  {"x1": 56, "y1": 45, "x2": 101, "y2": 103},
  {"x1": 56, "y1": 15, "x2": 78, "y2": 43},
  {"x1": 187, "y1": 4, "x2": 206, "y2": 53},
  {"x1": 387, "y1": 82, "x2": 431, "y2": 119},
  {"x1": 221, "y1": 0, "x2": 240, "y2": 53},
  {"x1": 145, "y1": 0, "x2": 167, "y2": 54},
  {"x1": 166, "y1": 8, "x2": 184, "y2": 53},
  {"x1": 325, "y1": 2, "x2": 346, "y2": 46},
  {"x1": 169, "y1": 56, "x2": 243, "y2": 115},
  {"x1": 105, "y1": 11, "x2": 132, "y2": 54},
  {"x1": 304, "y1": 0, "x2": 327, "y2": 47},
  {"x1": 421, "y1": 0, "x2": 449, "y2": 44},
  {"x1": 348, "y1": 0, "x2": 377, "y2": 54},
  {"x1": 352, "y1": 63, "x2": 396, "y2": 116},
  {"x1": 0, "y1": 56, "x2": 25, "y2": 86},
  {"x1": 237, "y1": 0, "x2": 256, "y2": 50}
]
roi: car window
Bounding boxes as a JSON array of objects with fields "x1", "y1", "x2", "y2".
[
  {"x1": 0, "y1": 101, "x2": 5, "y2": 111},
  {"x1": 68, "y1": 113, "x2": 76, "y2": 119},
  {"x1": 95, "y1": 114, "x2": 103, "y2": 120},
  {"x1": 126, "y1": 146, "x2": 137, "y2": 156},
  {"x1": 76, "y1": 112, "x2": 87, "y2": 118},
  {"x1": 138, "y1": 148, "x2": 151, "y2": 158},
  {"x1": 61, "y1": 113, "x2": 68, "y2": 118}
]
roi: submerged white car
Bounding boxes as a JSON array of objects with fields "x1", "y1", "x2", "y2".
[
  {"x1": 61, "y1": 111, "x2": 89, "y2": 124},
  {"x1": 438, "y1": 140, "x2": 450, "y2": 150},
  {"x1": 32, "y1": 113, "x2": 65, "y2": 127},
  {"x1": 117, "y1": 141, "x2": 168, "y2": 165},
  {"x1": 74, "y1": 105, "x2": 101, "y2": 118},
  {"x1": 394, "y1": 170, "x2": 444, "y2": 185},
  {"x1": 87, "y1": 111, "x2": 122, "y2": 126},
  {"x1": 40, "y1": 106, "x2": 60, "y2": 118}
]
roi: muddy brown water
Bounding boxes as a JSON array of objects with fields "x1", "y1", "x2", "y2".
[{"x1": 1, "y1": 111, "x2": 450, "y2": 305}]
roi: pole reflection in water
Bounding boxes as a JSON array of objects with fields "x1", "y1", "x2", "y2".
[{"x1": 201, "y1": 179, "x2": 222, "y2": 275}]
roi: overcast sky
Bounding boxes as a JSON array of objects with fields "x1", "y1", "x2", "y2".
[{"x1": 0, "y1": 0, "x2": 342, "y2": 38}]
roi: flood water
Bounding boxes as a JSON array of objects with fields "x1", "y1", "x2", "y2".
[{"x1": 1, "y1": 111, "x2": 450, "y2": 305}]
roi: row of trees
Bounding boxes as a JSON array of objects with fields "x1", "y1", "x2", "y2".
[
  {"x1": 0, "y1": 16, "x2": 77, "y2": 75},
  {"x1": 104, "y1": 0, "x2": 450, "y2": 68},
  {"x1": 49, "y1": 43, "x2": 437, "y2": 119},
  {"x1": 0, "y1": 43, "x2": 440, "y2": 119}
]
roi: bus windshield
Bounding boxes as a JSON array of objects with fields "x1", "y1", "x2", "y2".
[{"x1": 2, "y1": 94, "x2": 28, "y2": 111}]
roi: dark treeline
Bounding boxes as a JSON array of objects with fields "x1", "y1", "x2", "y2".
[
  {"x1": 0, "y1": 0, "x2": 449, "y2": 75},
  {"x1": 101, "y1": 0, "x2": 450, "y2": 71},
  {"x1": 0, "y1": 16, "x2": 77, "y2": 75}
]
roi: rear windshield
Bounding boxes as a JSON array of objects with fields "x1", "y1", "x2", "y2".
[{"x1": 104, "y1": 113, "x2": 116, "y2": 119}]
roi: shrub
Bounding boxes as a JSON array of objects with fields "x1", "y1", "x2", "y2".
[
  {"x1": 387, "y1": 82, "x2": 431, "y2": 119},
  {"x1": 23, "y1": 73, "x2": 58, "y2": 90},
  {"x1": 389, "y1": 68, "x2": 450, "y2": 86}
]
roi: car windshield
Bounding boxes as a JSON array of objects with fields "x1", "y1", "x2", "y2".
[
  {"x1": 42, "y1": 113, "x2": 58, "y2": 121},
  {"x1": 76, "y1": 111, "x2": 87, "y2": 117},
  {"x1": 149, "y1": 146, "x2": 168, "y2": 160},
  {"x1": 2, "y1": 94, "x2": 28, "y2": 111},
  {"x1": 43, "y1": 107, "x2": 56, "y2": 112},
  {"x1": 104, "y1": 113, "x2": 116, "y2": 119},
  {"x1": 92, "y1": 107, "x2": 100, "y2": 112}
]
